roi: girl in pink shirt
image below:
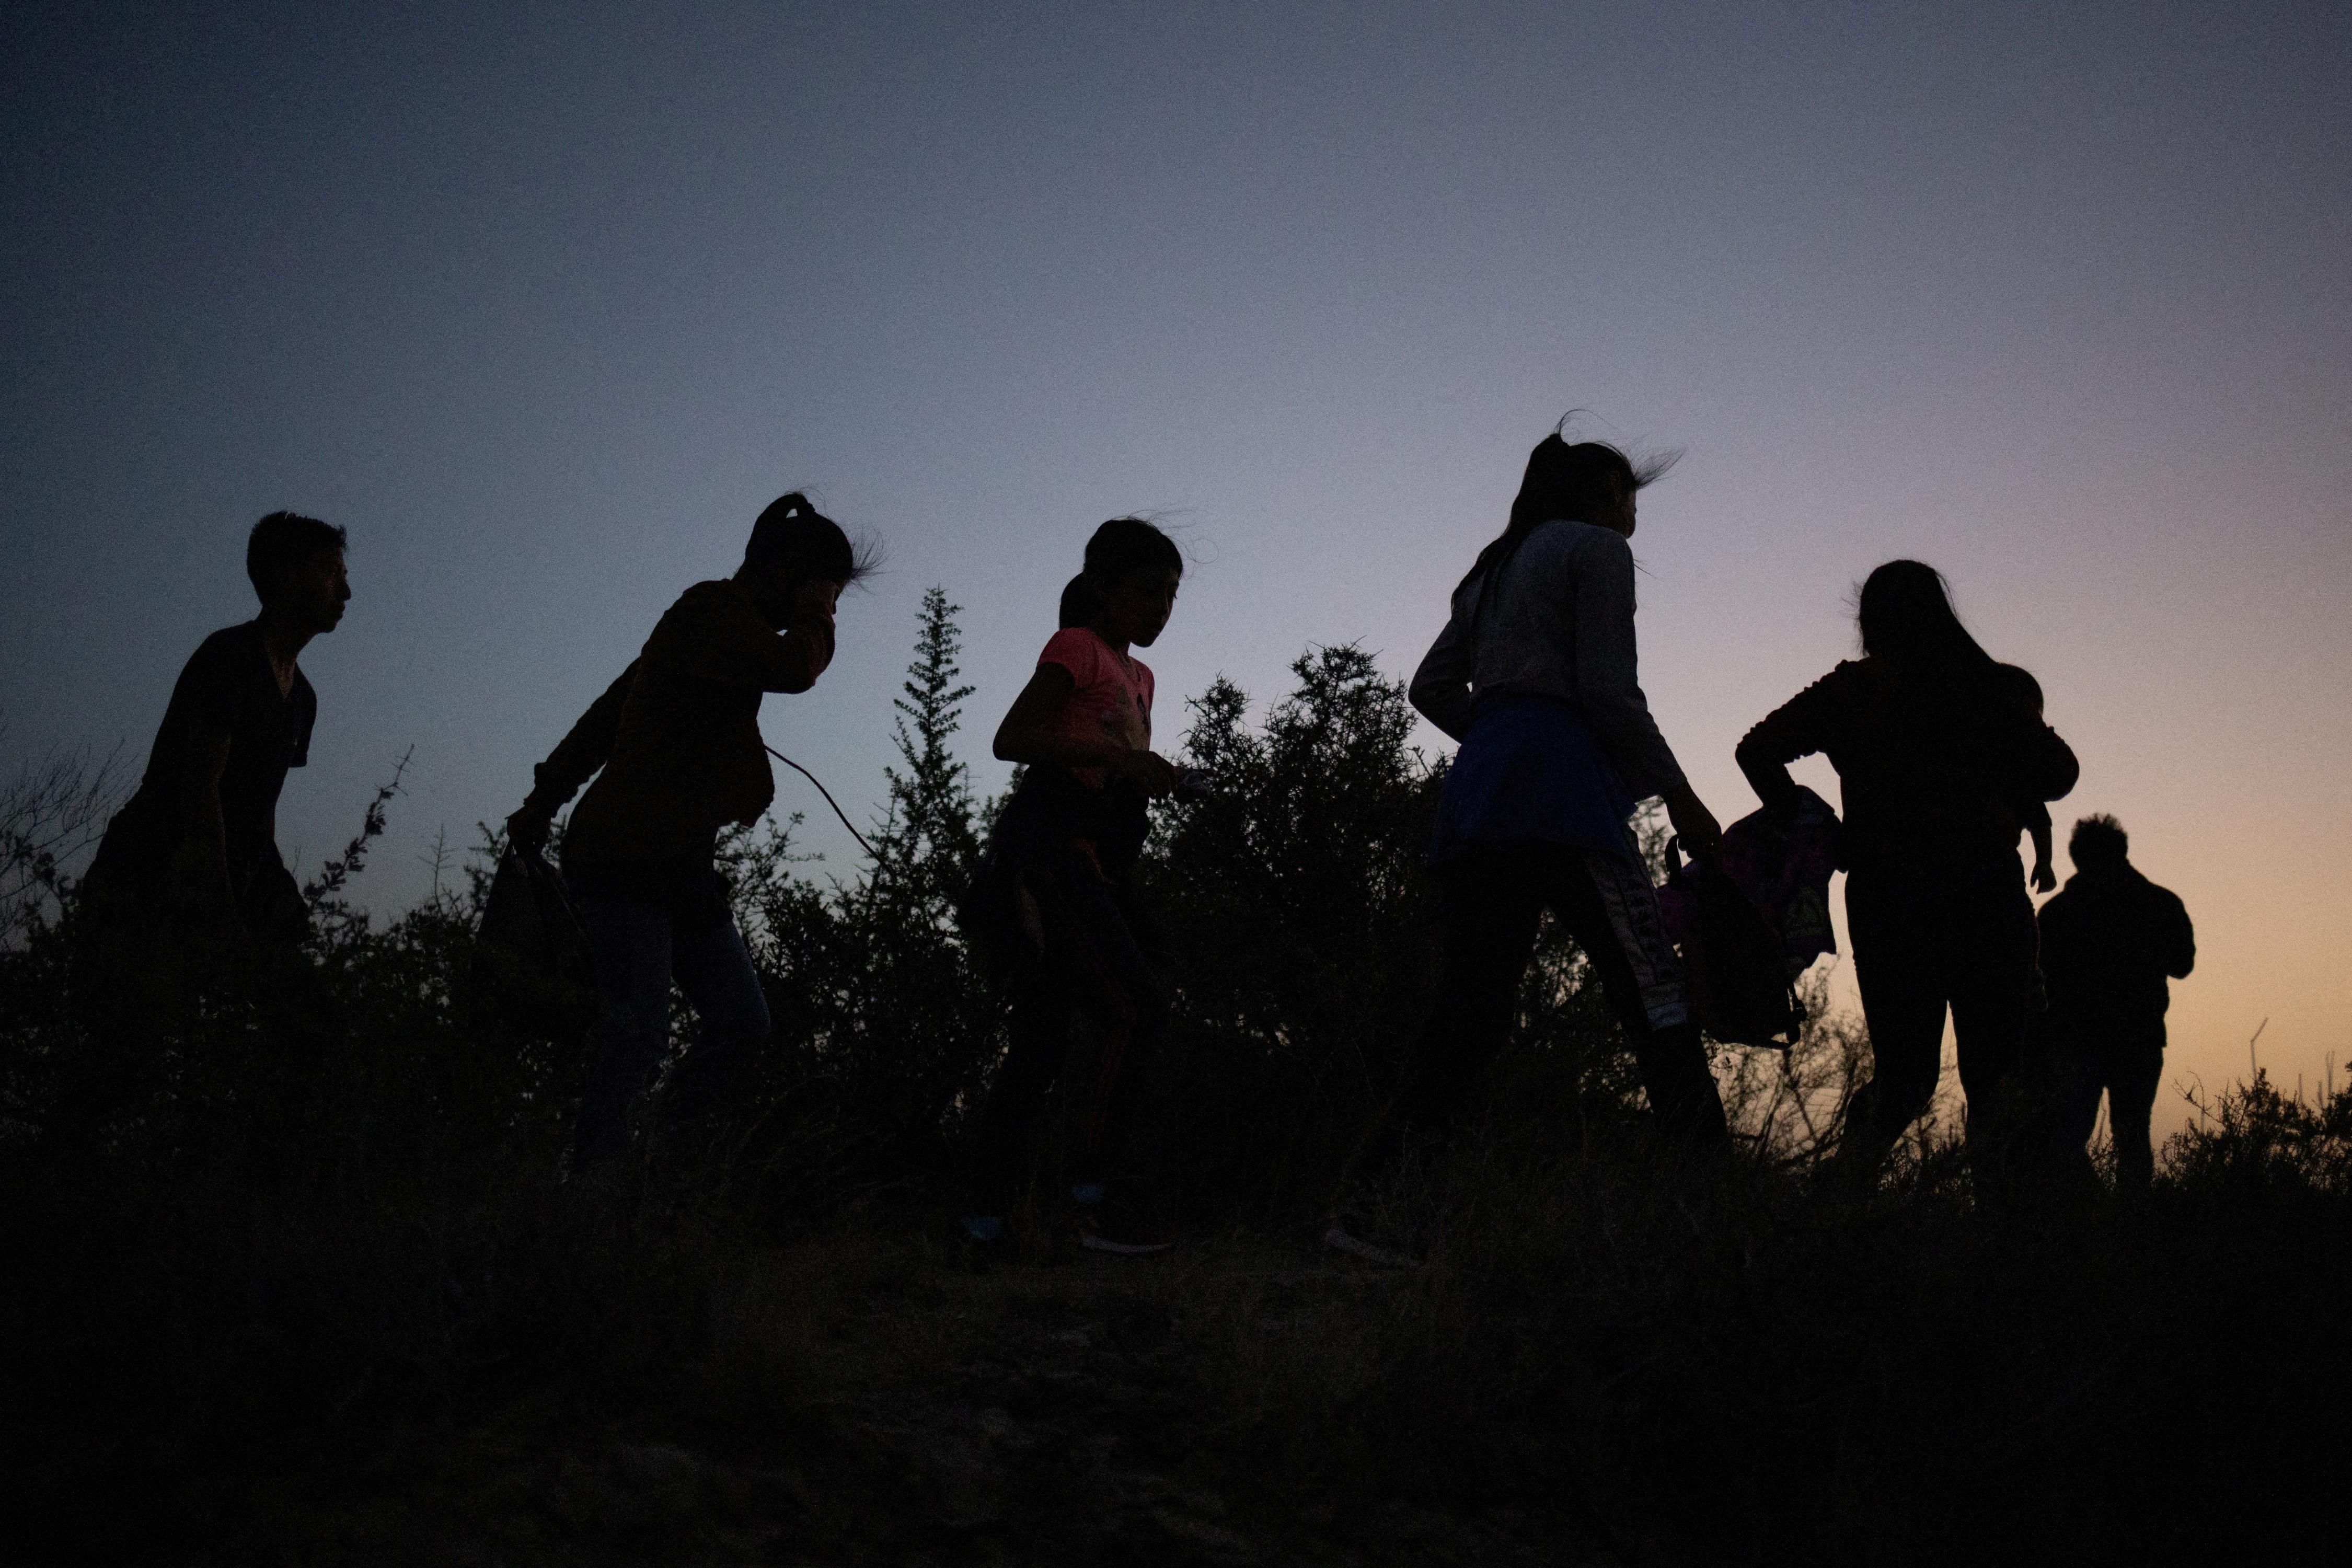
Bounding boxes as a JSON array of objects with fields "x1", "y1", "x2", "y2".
[{"x1": 964, "y1": 518, "x2": 1184, "y2": 1256}]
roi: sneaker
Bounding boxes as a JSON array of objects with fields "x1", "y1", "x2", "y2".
[
  {"x1": 959, "y1": 1214, "x2": 1009, "y2": 1272},
  {"x1": 1320, "y1": 1217, "x2": 1420, "y2": 1269},
  {"x1": 1074, "y1": 1185, "x2": 1173, "y2": 1256}
]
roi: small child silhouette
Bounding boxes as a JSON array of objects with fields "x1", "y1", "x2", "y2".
[{"x1": 1997, "y1": 664, "x2": 2059, "y2": 894}]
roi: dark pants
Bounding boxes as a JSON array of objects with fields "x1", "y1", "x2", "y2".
[
  {"x1": 1841, "y1": 861, "x2": 2037, "y2": 1180},
  {"x1": 62, "y1": 875, "x2": 321, "y2": 1152},
  {"x1": 2053, "y1": 1020, "x2": 2166, "y2": 1192},
  {"x1": 1368, "y1": 841, "x2": 1727, "y2": 1175},
  {"x1": 572, "y1": 892, "x2": 770, "y2": 1167},
  {"x1": 969, "y1": 844, "x2": 1167, "y2": 1217}
]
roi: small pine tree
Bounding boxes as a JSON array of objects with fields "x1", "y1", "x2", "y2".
[{"x1": 868, "y1": 587, "x2": 982, "y2": 917}]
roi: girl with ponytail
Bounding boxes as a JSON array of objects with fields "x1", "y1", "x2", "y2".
[
  {"x1": 1334, "y1": 428, "x2": 1730, "y2": 1257},
  {"x1": 506, "y1": 491, "x2": 874, "y2": 1171},
  {"x1": 961, "y1": 517, "x2": 1186, "y2": 1257}
]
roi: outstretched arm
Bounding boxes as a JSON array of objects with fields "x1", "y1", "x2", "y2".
[
  {"x1": 1572, "y1": 533, "x2": 1722, "y2": 856},
  {"x1": 508, "y1": 661, "x2": 637, "y2": 846}
]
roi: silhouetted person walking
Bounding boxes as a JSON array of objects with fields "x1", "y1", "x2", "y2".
[
  {"x1": 83, "y1": 512, "x2": 350, "y2": 944},
  {"x1": 70, "y1": 511, "x2": 352, "y2": 1139},
  {"x1": 1739, "y1": 561, "x2": 2078, "y2": 1193},
  {"x1": 1331, "y1": 432, "x2": 1730, "y2": 1259},
  {"x1": 2038, "y1": 814, "x2": 2194, "y2": 1194},
  {"x1": 963, "y1": 519, "x2": 1185, "y2": 1257},
  {"x1": 506, "y1": 494, "x2": 869, "y2": 1170}
]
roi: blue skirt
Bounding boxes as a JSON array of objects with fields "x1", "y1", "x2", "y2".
[{"x1": 1428, "y1": 693, "x2": 1637, "y2": 865}]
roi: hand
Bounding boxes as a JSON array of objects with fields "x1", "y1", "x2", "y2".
[
  {"x1": 505, "y1": 802, "x2": 555, "y2": 854},
  {"x1": 2032, "y1": 862, "x2": 2057, "y2": 894},
  {"x1": 789, "y1": 577, "x2": 841, "y2": 628},
  {"x1": 1665, "y1": 786, "x2": 1725, "y2": 864},
  {"x1": 1109, "y1": 748, "x2": 1183, "y2": 798}
]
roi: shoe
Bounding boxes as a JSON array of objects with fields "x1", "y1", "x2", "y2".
[
  {"x1": 1320, "y1": 1217, "x2": 1420, "y2": 1269},
  {"x1": 1074, "y1": 1185, "x2": 1173, "y2": 1256},
  {"x1": 959, "y1": 1214, "x2": 1009, "y2": 1272}
]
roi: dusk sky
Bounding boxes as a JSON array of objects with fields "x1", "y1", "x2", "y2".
[{"x1": 6, "y1": 2, "x2": 2346, "y2": 1132}]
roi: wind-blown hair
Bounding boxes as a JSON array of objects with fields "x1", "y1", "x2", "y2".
[
  {"x1": 246, "y1": 511, "x2": 347, "y2": 604},
  {"x1": 1458, "y1": 427, "x2": 1678, "y2": 618},
  {"x1": 1855, "y1": 560, "x2": 1998, "y2": 682},
  {"x1": 745, "y1": 492, "x2": 880, "y2": 587},
  {"x1": 1081, "y1": 516, "x2": 1183, "y2": 588},
  {"x1": 2069, "y1": 813, "x2": 2129, "y2": 869}
]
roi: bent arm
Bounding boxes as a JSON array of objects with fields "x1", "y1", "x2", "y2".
[
  {"x1": 993, "y1": 664, "x2": 1131, "y2": 770},
  {"x1": 1737, "y1": 678, "x2": 1837, "y2": 817},
  {"x1": 523, "y1": 661, "x2": 637, "y2": 815},
  {"x1": 1573, "y1": 533, "x2": 1687, "y2": 800},
  {"x1": 2159, "y1": 891, "x2": 2196, "y2": 979},
  {"x1": 1408, "y1": 612, "x2": 1476, "y2": 743}
]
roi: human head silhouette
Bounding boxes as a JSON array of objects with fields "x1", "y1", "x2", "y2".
[
  {"x1": 1079, "y1": 517, "x2": 1182, "y2": 649},
  {"x1": 740, "y1": 492, "x2": 875, "y2": 627},
  {"x1": 2069, "y1": 813, "x2": 2129, "y2": 872},
  {"x1": 1509, "y1": 431, "x2": 1674, "y2": 540},
  {"x1": 247, "y1": 510, "x2": 350, "y2": 635},
  {"x1": 1857, "y1": 560, "x2": 1996, "y2": 678}
]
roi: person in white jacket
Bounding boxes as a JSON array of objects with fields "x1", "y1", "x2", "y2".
[{"x1": 1332, "y1": 432, "x2": 1730, "y2": 1256}]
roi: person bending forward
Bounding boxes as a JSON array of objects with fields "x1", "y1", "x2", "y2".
[{"x1": 508, "y1": 494, "x2": 867, "y2": 1169}]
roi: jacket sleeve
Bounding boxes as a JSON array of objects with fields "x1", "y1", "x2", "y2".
[
  {"x1": 2155, "y1": 887, "x2": 2196, "y2": 979},
  {"x1": 1408, "y1": 603, "x2": 1477, "y2": 744},
  {"x1": 1571, "y1": 531, "x2": 1688, "y2": 800},
  {"x1": 524, "y1": 661, "x2": 637, "y2": 814},
  {"x1": 1737, "y1": 668, "x2": 1847, "y2": 815},
  {"x1": 656, "y1": 585, "x2": 835, "y2": 694}
]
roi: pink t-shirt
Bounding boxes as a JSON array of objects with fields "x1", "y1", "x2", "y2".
[{"x1": 1038, "y1": 627, "x2": 1154, "y2": 788}]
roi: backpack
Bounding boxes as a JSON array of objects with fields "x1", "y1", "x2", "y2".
[{"x1": 1657, "y1": 838, "x2": 1802, "y2": 1050}]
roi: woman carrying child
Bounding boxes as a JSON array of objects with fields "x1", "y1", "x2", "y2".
[
  {"x1": 964, "y1": 518, "x2": 1186, "y2": 1256},
  {"x1": 1334, "y1": 432, "x2": 1731, "y2": 1256},
  {"x1": 1737, "y1": 561, "x2": 2078, "y2": 1193}
]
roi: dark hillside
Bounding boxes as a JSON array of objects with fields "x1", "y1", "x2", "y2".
[{"x1": 1, "y1": 595, "x2": 2345, "y2": 1565}]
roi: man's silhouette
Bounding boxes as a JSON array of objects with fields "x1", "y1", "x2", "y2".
[
  {"x1": 68, "y1": 512, "x2": 350, "y2": 1141},
  {"x1": 83, "y1": 511, "x2": 350, "y2": 944},
  {"x1": 2037, "y1": 814, "x2": 2194, "y2": 1193}
]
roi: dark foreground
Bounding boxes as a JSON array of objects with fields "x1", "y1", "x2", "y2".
[{"x1": 6, "y1": 1094, "x2": 2349, "y2": 1568}]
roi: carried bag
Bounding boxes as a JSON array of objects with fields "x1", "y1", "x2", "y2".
[
  {"x1": 1657, "y1": 839, "x2": 1803, "y2": 1050},
  {"x1": 470, "y1": 845, "x2": 598, "y2": 1040}
]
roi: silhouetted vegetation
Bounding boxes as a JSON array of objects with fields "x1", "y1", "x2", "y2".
[{"x1": 0, "y1": 599, "x2": 2345, "y2": 1564}]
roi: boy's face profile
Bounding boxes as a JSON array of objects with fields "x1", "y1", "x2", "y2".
[
  {"x1": 1101, "y1": 567, "x2": 1180, "y2": 649},
  {"x1": 269, "y1": 548, "x2": 350, "y2": 635}
]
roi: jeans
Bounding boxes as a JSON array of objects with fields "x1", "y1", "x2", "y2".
[
  {"x1": 968, "y1": 839, "x2": 1168, "y2": 1217},
  {"x1": 2052, "y1": 1020, "x2": 2167, "y2": 1192},
  {"x1": 1362, "y1": 841, "x2": 1728, "y2": 1181},
  {"x1": 1840, "y1": 861, "x2": 2037, "y2": 1181},
  {"x1": 572, "y1": 892, "x2": 770, "y2": 1167}
]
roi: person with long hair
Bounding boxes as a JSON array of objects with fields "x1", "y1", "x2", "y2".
[
  {"x1": 1332, "y1": 432, "x2": 1731, "y2": 1255},
  {"x1": 962, "y1": 518, "x2": 1186, "y2": 1257},
  {"x1": 1737, "y1": 561, "x2": 2078, "y2": 1189},
  {"x1": 505, "y1": 493, "x2": 874, "y2": 1170}
]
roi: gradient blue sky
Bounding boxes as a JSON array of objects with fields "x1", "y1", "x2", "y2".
[{"x1": 6, "y1": 2, "x2": 2347, "y2": 1127}]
